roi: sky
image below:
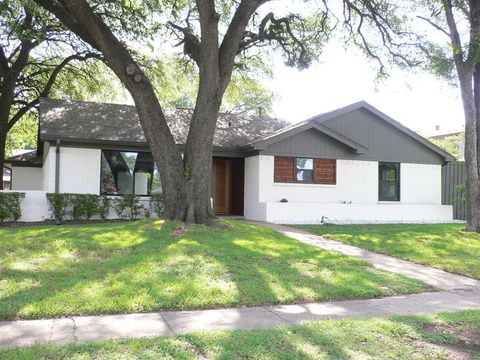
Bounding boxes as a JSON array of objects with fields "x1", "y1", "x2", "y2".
[{"x1": 267, "y1": 41, "x2": 465, "y2": 136}]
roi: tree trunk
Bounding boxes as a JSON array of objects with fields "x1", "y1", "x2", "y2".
[
  {"x1": 33, "y1": 0, "x2": 253, "y2": 224},
  {"x1": 474, "y1": 64, "x2": 480, "y2": 174},
  {"x1": 0, "y1": 78, "x2": 15, "y2": 179},
  {"x1": 459, "y1": 71, "x2": 480, "y2": 231}
]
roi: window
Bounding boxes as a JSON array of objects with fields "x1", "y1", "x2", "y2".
[
  {"x1": 274, "y1": 156, "x2": 336, "y2": 184},
  {"x1": 379, "y1": 162, "x2": 400, "y2": 201},
  {"x1": 100, "y1": 150, "x2": 162, "y2": 195},
  {"x1": 296, "y1": 158, "x2": 314, "y2": 183}
]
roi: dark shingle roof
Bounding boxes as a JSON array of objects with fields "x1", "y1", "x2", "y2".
[
  {"x1": 5, "y1": 150, "x2": 42, "y2": 166},
  {"x1": 39, "y1": 98, "x2": 289, "y2": 147}
]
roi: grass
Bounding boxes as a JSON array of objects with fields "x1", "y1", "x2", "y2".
[
  {"x1": 0, "y1": 220, "x2": 431, "y2": 320},
  {"x1": 2, "y1": 310, "x2": 479, "y2": 359},
  {"x1": 294, "y1": 223, "x2": 480, "y2": 279}
]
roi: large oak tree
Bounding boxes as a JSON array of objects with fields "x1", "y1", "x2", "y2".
[{"x1": 34, "y1": 0, "x2": 330, "y2": 224}]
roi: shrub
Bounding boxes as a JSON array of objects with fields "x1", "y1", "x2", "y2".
[
  {"x1": 114, "y1": 194, "x2": 144, "y2": 220},
  {"x1": 150, "y1": 193, "x2": 164, "y2": 217},
  {"x1": 46, "y1": 193, "x2": 72, "y2": 223},
  {"x1": 0, "y1": 192, "x2": 25, "y2": 222},
  {"x1": 98, "y1": 196, "x2": 111, "y2": 220},
  {"x1": 70, "y1": 194, "x2": 100, "y2": 220}
]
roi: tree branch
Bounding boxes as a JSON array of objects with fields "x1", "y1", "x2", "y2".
[
  {"x1": 7, "y1": 52, "x2": 102, "y2": 130},
  {"x1": 0, "y1": 45, "x2": 8, "y2": 76},
  {"x1": 167, "y1": 21, "x2": 201, "y2": 64},
  {"x1": 417, "y1": 15, "x2": 451, "y2": 38},
  {"x1": 442, "y1": 0, "x2": 465, "y2": 71},
  {"x1": 219, "y1": 0, "x2": 267, "y2": 91}
]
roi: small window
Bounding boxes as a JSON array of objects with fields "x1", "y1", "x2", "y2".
[
  {"x1": 296, "y1": 158, "x2": 314, "y2": 183},
  {"x1": 379, "y1": 162, "x2": 400, "y2": 201}
]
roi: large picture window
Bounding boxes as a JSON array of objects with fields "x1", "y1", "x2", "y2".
[
  {"x1": 101, "y1": 150, "x2": 162, "y2": 195},
  {"x1": 379, "y1": 162, "x2": 400, "y2": 201}
]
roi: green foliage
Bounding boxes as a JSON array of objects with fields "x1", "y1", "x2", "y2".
[
  {"x1": 5, "y1": 114, "x2": 38, "y2": 157},
  {"x1": 114, "y1": 194, "x2": 144, "y2": 220},
  {"x1": 98, "y1": 196, "x2": 111, "y2": 220},
  {"x1": 145, "y1": 56, "x2": 275, "y2": 116},
  {"x1": 45, "y1": 193, "x2": 163, "y2": 222},
  {"x1": 46, "y1": 193, "x2": 72, "y2": 223},
  {"x1": 70, "y1": 194, "x2": 100, "y2": 220},
  {"x1": 429, "y1": 133, "x2": 464, "y2": 159},
  {"x1": 0, "y1": 192, "x2": 25, "y2": 222},
  {"x1": 49, "y1": 59, "x2": 126, "y2": 103},
  {"x1": 150, "y1": 193, "x2": 164, "y2": 217},
  {"x1": 455, "y1": 183, "x2": 466, "y2": 205}
]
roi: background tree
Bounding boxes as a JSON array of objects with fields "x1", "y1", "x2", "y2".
[
  {"x1": 422, "y1": 0, "x2": 480, "y2": 231},
  {"x1": 429, "y1": 133, "x2": 465, "y2": 159},
  {"x1": 5, "y1": 58, "x2": 123, "y2": 159},
  {"x1": 34, "y1": 0, "x2": 330, "y2": 224},
  {"x1": 326, "y1": 0, "x2": 480, "y2": 232},
  {"x1": 0, "y1": 1, "x2": 104, "y2": 171},
  {"x1": 147, "y1": 56, "x2": 275, "y2": 115}
]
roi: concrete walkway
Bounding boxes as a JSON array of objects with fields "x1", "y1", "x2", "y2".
[
  {"x1": 2, "y1": 289, "x2": 480, "y2": 348},
  {"x1": 261, "y1": 223, "x2": 480, "y2": 291},
  {"x1": 2, "y1": 223, "x2": 480, "y2": 348}
]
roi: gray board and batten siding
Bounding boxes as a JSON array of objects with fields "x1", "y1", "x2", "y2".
[
  {"x1": 442, "y1": 162, "x2": 466, "y2": 220},
  {"x1": 261, "y1": 108, "x2": 446, "y2": 165}
]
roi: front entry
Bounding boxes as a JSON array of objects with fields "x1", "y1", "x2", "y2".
[
  {"x1": 212, "y1": 157, "x2": 244, "y2": 215},
  {"x1": 213, "y1": 158, "x2": 232, "y2": 214}
]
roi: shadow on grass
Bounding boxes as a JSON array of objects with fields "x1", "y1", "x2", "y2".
[
  {"x1": 3, "y1": 310, "x2": 479, "y2": 359},
  {"x1": 297, "y1": 223, "x2": 480, "y2": 279},
  {"x1": 0, "y1": 220, "x2": 429, "y2": 321}
]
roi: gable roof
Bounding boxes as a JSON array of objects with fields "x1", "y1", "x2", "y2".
[
  {"x1": 39, "y1": 98, "x2": 289, "y2": 148},
  {"x1": 250, "y1": 101, "x2": 455, "y2": 162}
]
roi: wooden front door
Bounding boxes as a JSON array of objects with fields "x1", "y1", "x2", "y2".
[{"x1": 213, "y1": 158, "x2": 232, "y2": 214}]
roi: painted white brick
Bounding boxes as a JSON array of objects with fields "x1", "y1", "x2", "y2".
[
  {"x1": 243, "y1": 155, "x2": 453, "y2": 223},
  {"x1": 58, "y1": 147, "x2": 101, "y2": 194},
  {"x1": 11, "y1": 167, "x2": 43, "y2": 190}
]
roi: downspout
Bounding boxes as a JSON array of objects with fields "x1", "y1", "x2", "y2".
[
  {"x1": 54, "y1": 139, "x2": 61, "y2": 224},
  {"x1": 55, "y1": 139, "x2": 60, "y2": 193}
]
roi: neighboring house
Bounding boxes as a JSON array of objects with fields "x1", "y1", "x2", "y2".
[
  {"x1": 428, "y1": 126, "x2": 465, "y2": 160},
  {"x1": 2, "y1": 166, "x2": 11, "y2": 190},
  {"x1": 6, "y1": 98, "x2": 454, "y2": 223}
]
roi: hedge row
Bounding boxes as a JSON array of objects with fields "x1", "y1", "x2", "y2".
[
  {"x1": 46, "y1": 193, "x2": 164, "y2": 223},
  {"x1": 0, "y1": 192, "x2": 25, "y2": 223}
]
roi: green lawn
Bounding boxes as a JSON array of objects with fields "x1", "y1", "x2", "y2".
[
  {"x1": 0, "y1": 220, "x2": 431, "y2": 320},
  {"x1": 2, "y1": 310, "x2": 479, "y2": 359},
  {"x1": 295, "y1": 223, "x2": 480, "y2": 279}
]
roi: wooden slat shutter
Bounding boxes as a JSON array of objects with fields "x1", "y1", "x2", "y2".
[
  {"x1": 314, "y1": 159, "x2": 336, "y2": 184},
  {"x1": 274, "y1": 156, "x2": 294, "y2": 183}
]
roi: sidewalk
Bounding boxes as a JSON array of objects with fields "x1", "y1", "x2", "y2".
[
  {"x1": 259, "y1": 223, "x2": 480, "y2": 291},
  {"x1": 2, "y1": 223, "x2": 480, "y2": 348}
]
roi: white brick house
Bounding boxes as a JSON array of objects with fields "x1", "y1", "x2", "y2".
[{"x1": 7, "y1": 98, "x2": 454, "y2": 223}]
